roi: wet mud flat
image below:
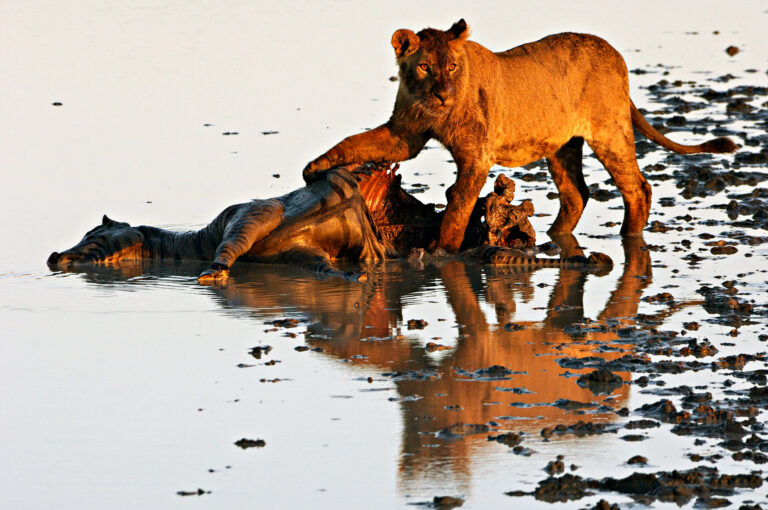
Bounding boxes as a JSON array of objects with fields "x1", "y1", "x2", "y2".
[
  {"x1": 228, "y1": 72, "x2": 767, "y2": 507},
  {"x1": 156, "y1": 72, "x2": 768, "y2": 508}
]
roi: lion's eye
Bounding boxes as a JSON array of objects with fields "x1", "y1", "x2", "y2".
[
  {"x1": 418, "y1": 63, "x2": 429, "y2": 72},
  {"x1": 448, "y1": 63, "x2": 457, "y2": 72}
]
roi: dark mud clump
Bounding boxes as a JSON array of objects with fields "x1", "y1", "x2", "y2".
[
  {"x1": 592, "y1": 500, "x2": 620, "y2": 510},
  {"x1": 531, "y1": 473, "x2": 592, "y2": 502},
  {"x1": 576, "y1": 368, "x2": 624, "y2": 394},
  {"x1": 540, "y1": 420, "x2": 617, "y2": 439},
  {"x1": 510, "y1": 466, "x2": 762, "y2": 505},
  {"x1": 234, "y1": 438, "x2": 266, "y2": 449},
  {"x1": 487, "y1": 432, "x2": 523, "y2": 447},
  {"x1": 249, "y1": 345, "x2": 272, "y2": 359},
  {"x1": 545, "y1": 455, "x2": 566, "y2": 475},
  {"x1": 624, "y1": 419, "x2": 661, "y2": 430},
  {"x1": 177, "y1": 488, "x2": 210, "y2": 496},
  {"x1": 270, "y1": 318, "x2": 299, "y2": 328},
  {"x1": 432, "y1": 495, "x2": 464, "y2": 508},
  {"x1": 637, "y1": 399, "x2": 692, "y2": 423},
  {"x1": 454, "y1": 364, "x2": 524, "y2": 380}
]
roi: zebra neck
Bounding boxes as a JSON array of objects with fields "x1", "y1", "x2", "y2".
[{"x1": 138, "y1": 224, "x2": 222, "y2": 261}]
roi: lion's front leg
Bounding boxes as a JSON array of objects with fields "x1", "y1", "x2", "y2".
[
  {"x1": 303, "y1": 123, "x2": 428, "y2": 183},
  {"x1": 438, "y1": 156, "x2": 491, "y2": 253}
]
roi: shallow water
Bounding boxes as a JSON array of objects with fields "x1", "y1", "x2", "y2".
[{"x1": 2, "y1": 1, "x2": 768, "y2": 508}]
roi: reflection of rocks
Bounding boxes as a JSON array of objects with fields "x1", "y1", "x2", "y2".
[{"x1": 436, "y1": 423, "x2": 491, "y2": 439}]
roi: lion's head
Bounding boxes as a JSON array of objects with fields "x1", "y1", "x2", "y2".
[
  {"x1": 391, "y1": 19, "x2": 471, "y2": 116},
  {"x1": 48, "y1": 215, "x2": 145, "y2": 268}
]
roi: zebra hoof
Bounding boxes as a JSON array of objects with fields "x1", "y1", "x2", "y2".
[{"x1": 197, "y1": 268, "x2": 229, "y2": 284}]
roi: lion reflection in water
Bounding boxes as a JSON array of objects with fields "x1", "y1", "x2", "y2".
[{"x1": 65, "y1": 234, "x2": 669, "y2": 493}]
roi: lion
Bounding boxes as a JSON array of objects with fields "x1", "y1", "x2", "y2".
[{"x1": 303, "y1": 19, "x2": 737, "y2": 252}]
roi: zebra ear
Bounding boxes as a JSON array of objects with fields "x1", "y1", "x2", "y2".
[{"x1": 102, "y1": 214, "x2": 116, "y2": 226}]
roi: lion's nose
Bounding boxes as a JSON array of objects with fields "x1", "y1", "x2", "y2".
[{"x1": 432, "y1": 89, "x2": 446, "y2": 104}]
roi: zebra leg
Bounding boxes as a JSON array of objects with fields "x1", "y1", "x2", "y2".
[
  {"x1": 198, "y1": 200, "x2": 284, "y2": 283},
  {"x1": 284, "y1": 246, "x2": 368, "y2": 282}
]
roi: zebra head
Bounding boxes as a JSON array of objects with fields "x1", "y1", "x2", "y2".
[{"x1": 48, "y1": 215, "x2": 145, "y2": 268}]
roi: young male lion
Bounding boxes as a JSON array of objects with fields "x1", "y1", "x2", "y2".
[{"x1": 303, "y1": 20, "x2": 737, "y2": 252}]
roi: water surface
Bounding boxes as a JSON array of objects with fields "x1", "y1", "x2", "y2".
[{"x1": 2, "y1": 2, "x2": 767, "y2": 508}]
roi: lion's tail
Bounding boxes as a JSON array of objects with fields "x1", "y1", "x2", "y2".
[{"x1": 630, "y1": 101, "x2": 738, "y2": 154}]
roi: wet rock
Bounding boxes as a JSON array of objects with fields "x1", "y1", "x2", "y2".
[
  {"x1": 736, "y1": 150, "x2": 768, "y2": 165},
  {"x1": 644, "y1": 292, "x2": 675, "y2": 304},
  {"x1": 637, "y1": 399, "x2": 691, "y2": 423},
  {"x1": 249, "y1": 345, "x2": 272, "y2": 359},
  {"x1": 533, "y1": 474, "x2": 591, "y2": 502},
  {"x1": 627, "y1": 455, "x2": 648, "y2": 464},
  {"x1": 234, "y1": 438, "x2": 266, "y2": 449},
  {"x1": 625, "y1": 419, "x2": 661, "y2": 430},
  {"x1": 703, "y1": 292, "x2": 753, "y2": 315},
  {"x1": 620, "y1": 434, "x2": 647, "y2": 441},
  {"x1": 603, "y1": 472, "x2": 662, "y2": 494},
  {"x1": 545, "y1": 455, "x2": 565, "y2": 475},
  {"x1": 667, "y1": 115, "x2": 687, "y2": 127},
  {"x1": 593, "y1": 500, "x2": 621, "y2": 510},
  {"x1": 576, "y1": 368, "x2": 624, "y2": 394},
  {"x1": 732, "y1": 450, "x2": 768, "y2": 464},
  {"x1": 540, "y1": 420, "x2": 616, "y2": 439},
  {"x1": 487, "y1": 432, "x2": 523, "y2": 447},
  {"x1": 679, "y1": 339, "x2": 718, "y2": 358},
  {"x1": 382, "y1": 369, "x2": 440, "y2": 381},
  {"x1": 455, "y1": 365, "x2": 523, "y2": 380},
  {"x1": 552, "y1": 399, "x2": 596, "y2": 411},
  {"x1": 270, "y1": 318, "x2": 299, "y2": 328}
]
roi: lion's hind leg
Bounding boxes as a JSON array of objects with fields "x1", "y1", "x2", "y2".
[
  {"x1": 546, "y1": 137, "x2": 588, "y2": 235},
  {"x1": 587, "y1": 132, "x2": 651, "y2": 236}
]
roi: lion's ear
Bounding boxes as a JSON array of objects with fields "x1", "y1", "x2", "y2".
[
  {"x1": 392, "y1": 29, "x2": 420, "y2": 58},
  {"x1": 448, "y1": 19, "x2": 471, "y2": 41}
]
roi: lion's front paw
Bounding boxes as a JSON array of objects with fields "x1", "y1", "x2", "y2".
[
  {"x1": 303, "y1": 156, "x2": 332, "y2": 184},
  {"x1": 197, "y1": 267, "x2": 230, "y2": 284}
]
